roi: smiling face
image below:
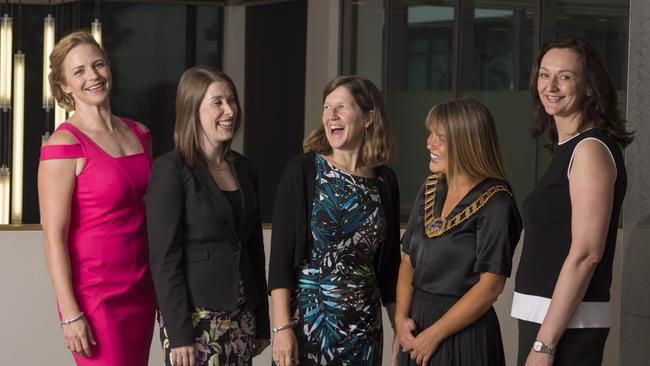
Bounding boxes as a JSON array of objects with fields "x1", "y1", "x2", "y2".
[
  {"x1": 322, "y1": 86, "x2": 372, "y2": 153},
  {"x1": 537, "y1": 47, "x2": 590, "y2": 122},
  {"x1": 198, "y1": 81, "x2": 238, "y2": 148},
  {"x1": 60, "y1": 43, "x2": 111, "y2": 108},
  {"x1": 427, "y1": 125, "x2": 447, "y2": 174}
]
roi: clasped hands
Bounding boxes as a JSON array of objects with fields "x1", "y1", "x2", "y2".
[{"x1": 395, "y1": 315, "x2": 441, "y2": 366}]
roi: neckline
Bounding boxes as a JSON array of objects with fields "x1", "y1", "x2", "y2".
[
  {"x1": 318, "y1": 154, "x2": 375, "y2": 180},
  {"x1": 557, "y1": 127, "x2": 596, "y2": 145},
  {"x1": 435, "y1": 177, "x2": 489, "y2": 220},
  {"x1": 63, "y1": 118, "x2": 146, "y2": 159}
]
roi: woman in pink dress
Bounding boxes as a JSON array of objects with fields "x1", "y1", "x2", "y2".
[{"x1": 38, "y1": 31, "x2": 156, "y2": 365}]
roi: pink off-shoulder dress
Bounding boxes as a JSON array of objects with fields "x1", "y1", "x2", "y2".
[{"x1": 41, "y1": 117, "x2": 156, "y2": 365}]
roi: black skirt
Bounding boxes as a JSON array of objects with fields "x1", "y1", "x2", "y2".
[{"x1": 398, "y1": 290, "x2": 506, "y2": 366}]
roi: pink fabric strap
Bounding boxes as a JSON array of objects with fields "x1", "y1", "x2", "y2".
[
  {"x1": 40, "y1": 144, "x2": 84, "y2": 160},
  {"x1": 121, "y1": 117, "x2": 151, "y2": 148}
]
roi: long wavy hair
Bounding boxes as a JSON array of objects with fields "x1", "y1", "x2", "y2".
[
  {"x1": 530, "y1": 35, "x2": 633, "y2": 148},
  {"x1": 303, "y1": 75, "x2": 395, "y2": 167}
]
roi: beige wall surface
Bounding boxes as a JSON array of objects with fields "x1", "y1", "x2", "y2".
[{"x1": 0, "y1": 229, "x2": 621, "y2": 365}]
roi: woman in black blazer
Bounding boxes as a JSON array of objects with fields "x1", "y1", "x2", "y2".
[{"x1": 146, "y1": 66, "x2": 269, "y2": 366}]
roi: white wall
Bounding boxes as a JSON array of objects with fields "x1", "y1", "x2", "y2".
[{"x1": 0, "y1": 229, "x2": 622, "y2": 365}]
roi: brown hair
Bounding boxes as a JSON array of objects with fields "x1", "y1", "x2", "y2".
[
  {"x1": 303, "y1": 75, "x2": 395, "y2": 167},
  {"x1": 426, "y1": 97, "x2": 509, "y2": 186},
  {"x1": 174, "y1": 66, "x2": 242, "y2": 167},
  {"x1": 530, "y1": 35, "x2": 633, "y2": 148},
  {"x1": 48, "y1": 31, "x2": 109, "y2": 111}
]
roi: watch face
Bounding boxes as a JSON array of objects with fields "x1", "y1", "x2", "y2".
[{"x1": 533, "y1": 341, "x2": 543, "y2": 352}]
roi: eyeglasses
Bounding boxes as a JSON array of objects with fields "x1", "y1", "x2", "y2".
[{"x1": 323, "y1": 103, "x2": 354, "y2": 115}]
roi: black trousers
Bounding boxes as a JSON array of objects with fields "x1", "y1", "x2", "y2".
[{"x1": 517, "y1": 319, "x2": 609, "y2": 366}]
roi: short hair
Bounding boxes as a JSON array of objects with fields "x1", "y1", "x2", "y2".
[
  {"x1": 425, "y1": 97, "x2": 509, "y2": 186},
  {"x1": 174, "y1": 66, "x2": 242, "y2": 167},
  {"x1": 303, "y1": 75, "x2": 395, "y2": 167},
  {"x1": 48, "y1": 31, "x2": 109, "y2": 111},
  {"x1": 530, "y1": 35, "x2": 633, "y2": 148}
]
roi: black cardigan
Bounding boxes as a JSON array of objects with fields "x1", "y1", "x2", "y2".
[{"x1": 268, "y1": 152, "x2": 401, "y2": 305}]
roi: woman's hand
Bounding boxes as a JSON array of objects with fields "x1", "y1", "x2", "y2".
[
  {"x1": 272, "y1": 328, "x2": 299, "y2": 366},
  {"x1": 170, "y1": 345, "x2": 197, "y2": 366},
  {"x1": 408, "y1": 327, "x2": 441, "y2": 365},
  {"x1": 62, "y1": 316, "x2": 96, "y2": 357},
  {"x1": 390, "y1": 332, "x2": 401, "y2": 366},
  {"x1": 524, "y1": 349, "x2": 554, "y2": 366},
  {"x1": 252, "y1": 338, "x2": 270, "y2": 357},
  {"x1": 395, "y1": 315, "x2": 417, "y2": 351}
]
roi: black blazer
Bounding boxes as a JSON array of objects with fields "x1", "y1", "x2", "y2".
[
  {"x1": 145, "y1": 149, "x2": 269, "y2": 348},
  {"x1": 268, "y1": 152, "x2": 401, "y2": 305}
]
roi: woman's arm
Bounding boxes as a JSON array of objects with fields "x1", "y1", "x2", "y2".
[
  {"x1": 525, "y1": 140, "x2": 615, "y2": 366},
  {"x1": 245, "y1": 161, "x2": 271, "y2": 355},
  {"x1": 408, "y1": 272, "x2": 506, "y2": 365},
  {"x1": 395, "y1": 255, "x2": 416, "y2": 348},
  {"x1": 145, "y1": 156, "x2": 194, "y2": 347},
  {"x1": 39, "y1": 131, "x2": 96, "y2": 357},
  {"x1": 270, "y1": 288, "x2": 299, "y2": 366}
]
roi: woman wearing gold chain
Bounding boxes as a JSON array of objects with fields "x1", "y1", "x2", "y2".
[{"x1": 395, "y1": 97, "x2": 522, "y2": 366}]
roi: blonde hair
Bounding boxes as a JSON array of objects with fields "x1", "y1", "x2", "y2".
[
  {"x1": 426, "y1": 97, "x2": 508, "y2": 186},
  {"x1": 303, "y1": 75, "x2": 395, "y2": 168},
  {"x1": 174, "y1": 66, "x2": 242, "y2": 167},
  {"x1": 48, "y1": 31, "x2": 109, "y2": 111}
]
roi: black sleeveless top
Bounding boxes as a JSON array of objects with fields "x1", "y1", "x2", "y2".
[{"x1": 513, "y1": 129, "x2": 626, "y2": 327}]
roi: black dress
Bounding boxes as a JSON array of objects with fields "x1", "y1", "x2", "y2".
[{"x1": 398, "y1": 176, "x2": 521, "y2": 366}]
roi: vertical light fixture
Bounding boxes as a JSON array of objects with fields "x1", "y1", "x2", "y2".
[
  {"x1": 0, "y1": 13, "x2": 12, "y2": 111},
  {"x1": 11, "y1": 51, "x2": 24, "y2": 223},
  {"x1": 91, "y1": 20, "x2": 101, "y2": 46},
  {"x1": 54, "y1": 104, "x2": 67, "y2": 129},
  {"x1": 0, "y1": 6, "x2": 12, "y2": 224},
  {"x1": 43, "y1": 13, "x2": 55, "y2": 111},
  {"x1": 0, "y1": 165, "x2": 9, "y2": 224}
]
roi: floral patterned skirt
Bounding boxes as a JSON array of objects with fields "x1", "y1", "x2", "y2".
[{"x1": 158, "y1": 280, "x2": 256, "y2": 366}]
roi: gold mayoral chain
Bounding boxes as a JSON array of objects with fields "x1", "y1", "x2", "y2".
[{"x1": 423, "y1": 175, "x2": 512, "y2": 238}]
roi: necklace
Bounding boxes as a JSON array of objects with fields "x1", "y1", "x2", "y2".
[
  {"x1": 423, "y1": 175, "x2": 511, "y2": 238},
  {"x1": 208, "y1": 159, "x2": 226, "y2": 173}
]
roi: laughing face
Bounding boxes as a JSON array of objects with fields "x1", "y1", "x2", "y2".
[
  {"x1": 60, "y1": 43, "x2": 111, "y2": 108},
  {"x1": 427, "y1": 126, "x2": 447, "y2": 174},
  {"x1": 537, "y1": 47, "x2": 590, "y2": 122},
  {"x1": 322, "y1": 86, "x2": 372, "y2": 153},
  {"x1": 198, "y1": 81, "x2": 238, "y2": 147}
]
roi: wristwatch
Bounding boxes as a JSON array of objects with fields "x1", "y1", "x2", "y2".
[{"x1": 533, "y1": 340, "x2": 555, "y2": 356}]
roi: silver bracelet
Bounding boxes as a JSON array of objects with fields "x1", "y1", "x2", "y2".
[
  {"x1": 60, "y1": 312, "x2": 84, "y2": 325},
  {"x1": 272, "y1": 321, "x2": 294, "y2": 334}
]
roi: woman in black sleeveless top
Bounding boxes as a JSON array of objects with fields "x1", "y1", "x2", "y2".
[{"x1": 512, "y1": 36, "x2": 633, "y2": 366}]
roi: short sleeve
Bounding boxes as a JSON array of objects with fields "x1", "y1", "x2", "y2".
[
  {"x1": 40, "y1": 144, "x2": 84, "y2": 160},
  {"x1": 401, "y1": 182, "x2": 426, "y2": 255},
  {"x1": 474, "y1": 191, "x2": 522, "y2": 276}
]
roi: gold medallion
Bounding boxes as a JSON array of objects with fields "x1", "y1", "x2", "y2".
[{"x1": 422, "y1": 175, "x2": 511, "y2": 238}]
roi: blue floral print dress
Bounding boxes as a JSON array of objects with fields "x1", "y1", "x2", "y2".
[{"x1": 292, "y1": 154, "x2": 386, "y2": 365}]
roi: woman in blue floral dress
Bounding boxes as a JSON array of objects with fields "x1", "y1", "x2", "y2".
[{"x1": 268, "y1": 76, "x2": 402, "y2": 366}]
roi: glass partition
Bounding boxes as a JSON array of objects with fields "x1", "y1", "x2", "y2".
[{"x1": 342, "y1": 0, "x2": 629, "y2": 219}]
